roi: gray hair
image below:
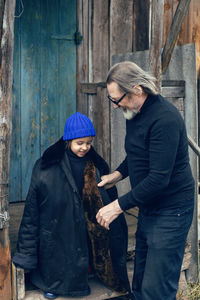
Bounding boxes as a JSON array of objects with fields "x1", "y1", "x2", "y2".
[{"x1": 106, "y1": 61, "x2": 159, "y2": 95}]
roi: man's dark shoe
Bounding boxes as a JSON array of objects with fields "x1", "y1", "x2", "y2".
[{"x1": 43, "y1": 291, "x2": 57, "y2": 299}]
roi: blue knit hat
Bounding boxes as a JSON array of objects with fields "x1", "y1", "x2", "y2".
[{"x1": 63, "y1": 112, "x2": 96, "y2": 140}]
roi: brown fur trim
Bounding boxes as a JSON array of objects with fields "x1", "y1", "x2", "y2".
[{"x1": 82, "y1": 160, "x2": 125, "y2": 292}]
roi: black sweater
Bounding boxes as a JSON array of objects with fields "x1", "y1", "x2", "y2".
[{"x1": 117, "y1": 94, "x2": 194, "y2": 214}]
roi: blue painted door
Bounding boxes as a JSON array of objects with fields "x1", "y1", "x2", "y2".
[{"x1": 10, "y1": 0, "x2": 76, "y2": 202}]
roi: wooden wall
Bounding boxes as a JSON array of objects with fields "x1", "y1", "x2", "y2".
[
  {"x1": 76, "y1": 0, "x2": 200, "y2": 165},
  {"x1": 163, "y1": 0, "x2": 200, "y2": 146},
  {"x1": 76, "y1": 0, "x2": 150, "y2": 167},
  {"x1": 163, "y1": 0, "x2": 200, "y2": 71},
  {"x1": 8, "y1": 0, "x2": 200, "y2": 285}
]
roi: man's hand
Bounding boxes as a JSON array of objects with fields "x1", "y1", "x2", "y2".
[
  {"x1": 97, "y1": 171, "x2": 122, "y2": 189},
  {"x1": 96, "y1": 200, "x2": 123, "y2": 230}
]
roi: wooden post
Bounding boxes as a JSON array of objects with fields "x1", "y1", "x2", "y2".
[
  {"x1": 149, "y1": 0, "x2": 164, "y2": 91},
  {"x1": 162, "y1": 0, "x2": 192, "y2": 74},
  {"x1": 0, "y1": 1, "x2": 15, "y2": 300},
  {"x1": 11, "y1": 264, "x2": 25, "y2": 300}
]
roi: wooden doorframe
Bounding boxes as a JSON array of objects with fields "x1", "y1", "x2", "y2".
[{"x1": 0, "y1": 1, "x2": 16, "y2": 300}]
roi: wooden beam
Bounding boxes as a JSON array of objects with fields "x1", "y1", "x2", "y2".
[
  {"x1": 0, "y1": 1, "x2": 15, "y2": 299},
  {"x1": 161, "y1": 86, "x2": 185, "y2": 98},
  {"x1": 162, "y1": 0, "x2": 192, "y2": 73},
  {"x1": 80, "y1": 80, "x2": 185, "y2": 95},
  {"x1": 149, "y1": 0, "x2": 164, "y2": 91},
  {"x1": 80, "y1": 82, "x2": 106, "y2": 94},
  {"x1": 162, "y1": 80, "x2": 185, "y2": 87}
]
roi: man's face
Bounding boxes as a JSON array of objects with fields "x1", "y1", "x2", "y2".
[{"x1": 107, "y1": 82, "x2": 141, "y2": 120}]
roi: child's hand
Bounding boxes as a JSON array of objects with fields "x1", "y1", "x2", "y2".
[
  {"x1": 96, "y1": 200, "x2": 123, "y2": 230},
  {"x1": 97, "y1": 171, "x2": 122, "y2": 189}
]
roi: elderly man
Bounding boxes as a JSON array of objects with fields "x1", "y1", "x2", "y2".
[{"x1": 96, "y1": 61, "x2": 194, "y2": 300}]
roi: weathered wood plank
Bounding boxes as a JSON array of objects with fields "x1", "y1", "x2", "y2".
[
  {"x1": 96, "y1": 87, "x2": 110, "y2": 162},
  {"x1": 162, "y1": 0, "x2": 200, "y2": 74},
  {"x1": 133, "y1": 0, "x2": 150, "y2": 51},
  {"x1": 110, "y1": 0, "x2": 133, "y2": 57},
  {"x1": 20, "y1": 0, "x2": 40, "y2": 199},
  {"x1": 163, "y1": 0, "x2": 174, "y2": 49},
  {"x1": 89, "y1": 0, "x2": 110, "y2": 162},
  {"x1": 149, "y1": 0, "x2": 164, "y2": 90},
  {"x1": 110, "y1": 0, "x2": 134, "y2": 195},
  {"x1": 162, "y1": 80, "x2": 185, "y2": 87},
  {"x1": 161, "y1": 86, "x2": 185, "y2": 98},
  {"x1": 162, "y1": 0, "x2": 192, "y2": 73},
  {"x1": 0, "y1": 0, "x2": 5, "y2": 62},
  {"x1": 11, "y1": 263, "x2": 25, "y2": 300},
  {"x1": 10, "y1": 0, "x2": 21, "y2": 203},
  {"x1": 80, "y1": 82, "x2": 106, "y2": 94},
  {"x1": 92, "y1": 0, "x2": 109, "y2": 82},
  {"x1": 77, "y1": 0, "x2": 89, "y2": 115},
  {"x1": 0, "y1": 0, "x2": 15, "y2": 299}
]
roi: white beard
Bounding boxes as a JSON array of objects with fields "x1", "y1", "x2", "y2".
[{"x1": 121, "y1": 108, "x2": 138, "y2": 120}]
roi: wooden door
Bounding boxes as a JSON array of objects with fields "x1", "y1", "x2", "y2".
[{"x1": 10, "y1": 0, "x2": 76, "y2": 202}]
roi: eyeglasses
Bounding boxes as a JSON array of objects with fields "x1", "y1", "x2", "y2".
[{"x1": 107, "y1": 93, "x2": 127, "y2": 107}]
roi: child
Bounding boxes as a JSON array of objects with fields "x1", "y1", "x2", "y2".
[{"x1": 13, "y1": 112, "x2": 131, "y2": 299}]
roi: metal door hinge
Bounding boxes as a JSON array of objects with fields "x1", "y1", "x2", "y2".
[
  {"x1": 51, "y1": 31, "x2": 83, "y2": 45},
  {"x1": 0, "y1": 211, "x2": 10, "y2": 229}
]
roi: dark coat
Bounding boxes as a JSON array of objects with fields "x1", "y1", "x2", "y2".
[{"x1": 13, "y1": 138, "x2": 131, "y2": 296}]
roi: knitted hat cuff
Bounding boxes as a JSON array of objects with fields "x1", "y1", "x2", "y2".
[{"x1": 63, "y1": 128, "x2": 96, "y2": 140}]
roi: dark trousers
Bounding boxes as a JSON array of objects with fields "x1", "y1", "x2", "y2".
[{"x1": 132, "y1": 208, "x2": 194, "y2": 300}]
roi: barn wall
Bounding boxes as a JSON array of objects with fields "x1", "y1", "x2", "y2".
[
  {"x1": 77, "y1": 0, "x2": 150, "y2": 165},
  {"x1": 77, "y1": 0, "x2": 200, "y2": 162},
  {"x1": 75, "y1": 2, "x2": 200, "y2": 277},
  {"x1": 9, "y1": 0, "x2": 200, "y2": 282}
]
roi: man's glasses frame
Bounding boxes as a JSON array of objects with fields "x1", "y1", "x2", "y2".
[{"x1": 107, "y1": 93, "x2": 127, "y2": 107}]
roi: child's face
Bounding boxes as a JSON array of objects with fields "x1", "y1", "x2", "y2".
[{"x1": 70, "y1": 136, "x2": 93, "y2": 157}]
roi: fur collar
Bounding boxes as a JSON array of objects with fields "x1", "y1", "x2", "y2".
[
  {"x1": 41, "y1": 137, "x2": 109, "y2": 175},
  {"x1": 82, "y1": 160, "x2": 127, "y2": 293}
]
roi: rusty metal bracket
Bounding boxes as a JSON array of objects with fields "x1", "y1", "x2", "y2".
[{"x1": 0, "y1": 211, "x2": 10, "y2": 229}]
